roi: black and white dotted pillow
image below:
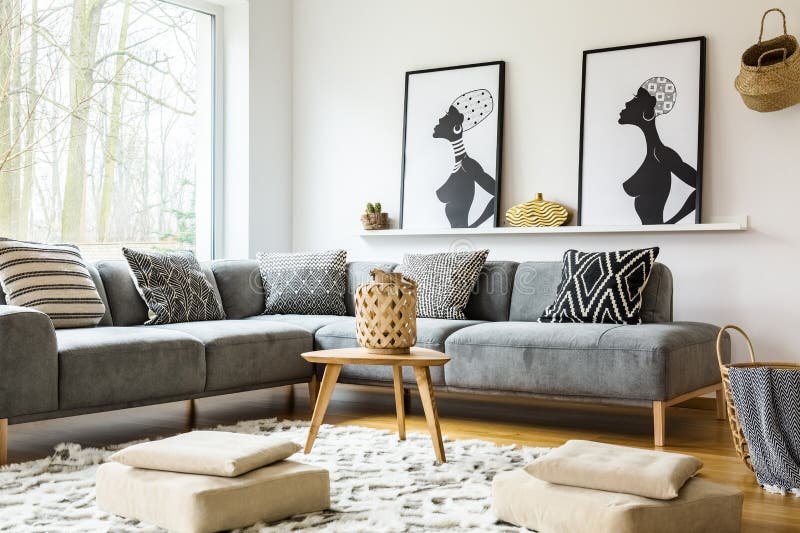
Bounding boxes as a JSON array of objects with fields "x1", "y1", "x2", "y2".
[
  {"x1": 539, "y1": 247, "x2": 660, "y2": 325},
  {"x1": 256, "y1": 249, "x2": 347, "y2": 316},
  {"x1": 401, "y1": 250, "x2": 489, "y2": 320}
]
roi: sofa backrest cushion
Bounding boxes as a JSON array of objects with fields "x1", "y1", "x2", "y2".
[
  {"x1": 347, "y1": 261, "x2": 397, "y2": 316},
  {"x1": 509, "y1": 261, "x2": 673, "y2": 323},
  {"x1": 96, "y1": 259, "x2": 221, "y2": 326},
  {"x1": 640, "y1": 263, "x2": 673, "y2": 323},
  {"x1": 210, "y1": 259, "x2": 265, "y2": 319},
  {"x1": 88, "y1": 263, "x2": 113, "y2": 327},
  {"x1": 96, "y1": 260, "x2": 149, "y2": 326},
  {"x1": 464, "y1": 261, "x2": 519, "y2": 321},
  {"x1": 509, "y1": 262, "x2": 563, "y2": 322}
]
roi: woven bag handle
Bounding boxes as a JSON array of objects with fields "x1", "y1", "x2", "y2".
[
  {"x1": 759, "y1": 8, "x2": 788, "y2": 43},
  {"x1": 716, "y1": 325, "x2": 756, "y2": 367},
  {"x1": 757, "y1": 47, "x2": 788, "y2": 68}
]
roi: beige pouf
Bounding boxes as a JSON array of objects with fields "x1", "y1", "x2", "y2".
[
  {"x1": 492, "y1": 469, "x2": 743, "y2": 533},
  {"x1": 97, "y1": 460, "x2": 330, "y2": 533}
]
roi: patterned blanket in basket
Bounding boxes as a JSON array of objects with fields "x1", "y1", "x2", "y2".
[{"x1": 728, "y1": 366, "x2": 800, "y2": 495}]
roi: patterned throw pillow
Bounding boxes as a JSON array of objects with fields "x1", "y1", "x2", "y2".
[
  {"x1": 401, "y1": 250, "x2": 489, "y2": 320},
  {"x1": 539, "y1": 247, "x2": 660, "y2": 325},
  {"x1": 256, "y1": 249, "x2": 347, "y2": 315},
  {"x1": 0, "y1": 239, "x2": 106, "y2": 328},
  {"x1": 122, "y1": 248, "x2": 225, "y2": 325}
]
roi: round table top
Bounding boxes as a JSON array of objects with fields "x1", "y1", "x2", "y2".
[{"x1": 301, "y1": 347, "x2": 450, "y2": 366}]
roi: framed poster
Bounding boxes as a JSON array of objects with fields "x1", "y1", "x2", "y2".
[
  {"x1": 578, "y1": 37, "x2": 705, "y2": 226},
  {"x1": 400, "y1": 61, "x2": 504, "y2": 229}
]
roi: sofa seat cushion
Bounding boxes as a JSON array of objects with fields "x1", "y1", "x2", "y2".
[
  {"x1": 314, "y1": 317, "x2": 483, "y2": 385},
  {"x1": 151, "y1": 321, "x2": 313, "y2": 391},
  {"x1": 247, "y1": 314, "x2": 351, "y2": 334},
  {"x1": 444, "y1": 321, "x2": 723, "y2": 401},
  {"x1": 56, "y1": 327, "x2": 205, "y2": 410}
]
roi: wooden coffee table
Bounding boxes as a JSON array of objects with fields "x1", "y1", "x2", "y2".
[{"x1": 302, "y1": 347, "x2": 451, "y2": 463}]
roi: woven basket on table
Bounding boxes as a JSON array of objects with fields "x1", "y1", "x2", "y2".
[
  {"x1": 716, "y1": 325, "x2": 800, "y2": 472},
  {"x1": 355, "y1": 270, "x2": 417, "y2": 355},
  {"x1": 734, "y1": 8, "x2": 800, "y2": 112}
]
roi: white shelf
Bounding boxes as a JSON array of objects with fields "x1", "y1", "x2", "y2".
[{"x1": 359, "y1": 216, "x2": 748, "y2": 237}]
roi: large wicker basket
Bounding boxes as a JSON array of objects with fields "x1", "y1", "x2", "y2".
[
  {"x1": 734, "y1": 9, "x2": 800, "y2": 112},
  {"x1": 355, "y1": 270, "x2": 417, "y2": 355},
  {"x1": 716, "y1": 325, "x2": 800, "y2": 472}
]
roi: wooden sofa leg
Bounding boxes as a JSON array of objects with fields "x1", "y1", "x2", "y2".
[
  {"x1": 184, "y1": 399, "x2": 196, "y2": 430},
  {"x1": 715, "y1": 387, "x2": 727, "y2": 420},
  {"x1": 308, "y1": 373, "x2": 320, "y2": 410},
  {"x1": 0, "y1": 418, "x2": 7, "y2": 466},
  {"x1": 653, "y1": 401, "x2": 666, "y2": 447}
]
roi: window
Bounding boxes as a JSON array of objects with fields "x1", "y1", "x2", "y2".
[{"x1": 0, "y1": 0, "x2": 216, "y2": 260}]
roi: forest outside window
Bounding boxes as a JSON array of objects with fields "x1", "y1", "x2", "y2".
[{"x1": 0, "y1": 0, "x2": 215, "y2": 260}]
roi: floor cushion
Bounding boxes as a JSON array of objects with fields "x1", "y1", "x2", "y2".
[
  {"x1": 492, "y1": 469, "x2": 742, "y2": 533},
  {"x1": 110, "y1": 431, "x2": 301, "y2": 477},
  {"x1": 151, "y1": 320, "x2": 313, "y2": 391},
  {"x1": 314, "y1": 316, "x2": 483, "y2": 385},
  {"x1": 525, "y1": 439, "x2": 702, "y2": 500},
  {"x1": 56, "y1": 327, "x2": 205, "y2": 410},
  {"x1": 97, "y1": 460, "x2": 329, "y2": 533}
]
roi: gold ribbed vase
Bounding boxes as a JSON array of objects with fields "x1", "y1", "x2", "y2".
[{"x1": 505, "y1": 193, "x2": 569, "y2": 227}]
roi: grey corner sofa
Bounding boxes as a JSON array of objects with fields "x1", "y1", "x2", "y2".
[{"x1": 0, "y1": 258, "x2": 730, "y2": 464}]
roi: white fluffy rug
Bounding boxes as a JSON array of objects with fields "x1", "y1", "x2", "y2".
[{"x1": 0, "y1": 418, "x2": 549, "y2": 532}]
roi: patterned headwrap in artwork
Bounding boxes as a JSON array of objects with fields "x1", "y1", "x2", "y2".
[
  {"x1": 451, "y1": 89, "x2": 494, "y2": 131},
  {"x1": 641, "y1": 77, "x2": 677, "y2": 115}
]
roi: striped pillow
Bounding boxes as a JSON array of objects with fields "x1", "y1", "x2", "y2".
[{"x1": 0, "y1": 239, "x2": 106, "y2": 328}]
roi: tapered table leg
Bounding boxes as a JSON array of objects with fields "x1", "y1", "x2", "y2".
[
  {"x1": 308, "y1": 372, "x2": 320, "y2": 410},
  {"x1": 413, "y1": 366, "x2": 446, "y2": 463},
  {"x1": 392, "y1": 366, "x2": 406, "y2": 440},
  {"x1": 304, "y1": 364, "x2": 342, "y2": 454}
]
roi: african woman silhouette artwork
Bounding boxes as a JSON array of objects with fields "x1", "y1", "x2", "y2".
[
  {"x1": 432, "y1": 90, "x2": 497, "y2": 228},
  {"x1": 619, "y1": 77, "x2": 698, "y2": 224}
]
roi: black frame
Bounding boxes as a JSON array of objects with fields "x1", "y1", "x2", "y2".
[
  {"x1": 577, "y1": 37, "x2": 706, "y2": 225},
  {"x1": 399, "y1": 61, "x2": 505, "y2": 229}
]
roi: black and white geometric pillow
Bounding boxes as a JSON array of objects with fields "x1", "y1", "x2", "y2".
[
  {"x1": 256, "y1": 249, "x2": 347, "y2": 316},
  {"x1": 122, "y1": 247, "x2": 226, "y2": 325},
  {"x1": 401, "y1": 250, "x2": 489, "y2": 320},
  {"x1": 538, "y1": 247, "x2": 660, "y2": 325}
]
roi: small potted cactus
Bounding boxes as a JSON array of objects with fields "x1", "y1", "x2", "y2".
[{"x1": 361, "y1": 202, "x2": 389, "y2": 230}]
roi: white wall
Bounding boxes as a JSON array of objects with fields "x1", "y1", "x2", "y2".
[
  {"x1": 248, "y1": 0, "x2": 293, "y2": 256},
  {"x1": 222, "y1": 1, "x2": 250, "y2": 258},
  {"x1": 291, "y1": 0, "x2": 800, "y2": 363},
  {"x1": 222, "y1": 0, "x2": 293, "y2": 258}
]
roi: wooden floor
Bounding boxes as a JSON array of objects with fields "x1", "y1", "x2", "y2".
[{"x1": 6, "y1": 384, "x2": 800, "y2": 532}]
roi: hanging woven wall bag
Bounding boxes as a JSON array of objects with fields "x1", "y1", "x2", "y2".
[{"x1": 735, "y1": 8, "x2": 800, "y2": 112}]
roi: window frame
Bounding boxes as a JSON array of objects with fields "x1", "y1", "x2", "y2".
[{"x1": 161, "y1": 0, "x2": 225, "y2": 260}]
